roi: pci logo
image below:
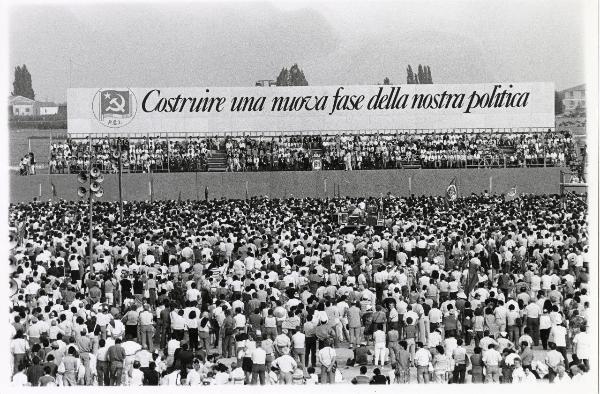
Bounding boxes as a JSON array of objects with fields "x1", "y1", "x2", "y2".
[{"x1": 92, "y1": 88, "x2": 137, "y2": 128}]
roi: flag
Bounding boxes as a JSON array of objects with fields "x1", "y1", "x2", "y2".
[
  {"x1": 100, "y1": 90, "x2": 131, "y2": 119},
  {"x1": 446, "y1": 178, "x2": 457, "y2": 201},
  {"x1": 51, "y1": 182, "x2": 56, "y2": 197},
  {"x1": 506, "y1": 185, "x2": 517, "y2": 201}
]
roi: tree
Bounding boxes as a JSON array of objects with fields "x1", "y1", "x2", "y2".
[
  {"x1": 417, "y1": 65, "x2": 424, "y2": 85},
  {"x1": 275, "y1": 68, "x2": 290, "y2": 86},
  {"x1": 427, "y1": 66, "x2": 433, "y2": 84},
  {"x1": 407, "y1": 66, "x2": 415, "y2": 84},
  {"x1": 11, "y1": 64, "x2": 35, "y2": 100},
  {"x1": 275, "y1": 64, "x2": 308, "y2": 86},
  {"x1": 554, "y1": 91, "x2": 564, "y2": 115},
  {"x1": 289, "y1": 64, "x2": 308, "y2": 86},
  {"x1": 383, "y1": 77, "x2": 391, "y2": 85}
]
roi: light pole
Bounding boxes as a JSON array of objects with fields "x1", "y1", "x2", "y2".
[
  {"x1": 77, "y1": 136, "x2": 104, "y2": 269},
  {"x1": 111, "y1": 137, "x2": 128, "y2": 223}
]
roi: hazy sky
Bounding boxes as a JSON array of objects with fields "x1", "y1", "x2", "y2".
[{"x1": 9, "y1": 0, "x2": 587, "y2": 102}]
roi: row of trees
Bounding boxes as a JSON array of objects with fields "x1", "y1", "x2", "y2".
[
  {"x1": 273, "y1": 63, "x2": 433, "y2": 86},
  {"x1": 407, "y1": 64, "x2": 433, "y2": 84},
  {"x1": 11, "y1": 64, "x2": 35, "y2": 100}
]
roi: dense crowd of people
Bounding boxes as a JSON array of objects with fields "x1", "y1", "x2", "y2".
[
  {"x1": 10, "y1": 194, "x2": 593, "y2": 386},
  {"x1": 47, "y1": 137, "x2": 214, "y2": 174},
  {"x1": 8, "y1": 192, "x2": 591, "y2": 386},
  {"x1": 35, "y1": 130, "x2": 577, "y2": 175}
]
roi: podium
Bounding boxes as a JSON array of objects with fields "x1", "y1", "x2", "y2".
[{"x1": 312, "y1": 157, "x2": 322, "y2": 170}]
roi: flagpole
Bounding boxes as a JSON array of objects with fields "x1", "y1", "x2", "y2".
[
  {"x1": 118, "y1": 141, "x2": 123, "y2": 223},
  {"x1": 195, "y1": 170, "x2": 199, "y2": 201},
  {"x1": 150, "y1": 173, "x2": 154, "y2": 202},
  {"x1": 49, "y1": 132, "x2": 53, "y2": 201}
]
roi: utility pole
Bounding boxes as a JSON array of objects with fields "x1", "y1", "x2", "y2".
[
  {"x1": 78, "y1": 136, "x2": 104, "y2": 269},
  {"x1": 118, "y1": 141, "x2": 123, "y2": 222},
  {"x1": 88, "y1": 137, "x2": 93, "y2": 268}
]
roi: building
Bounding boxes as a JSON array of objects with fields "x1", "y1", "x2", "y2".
[
  {"x1": 38, "y1": 102, "x2": 59, "y2": 115},
  {"x1": 9, "y1": 95, "x2": 38, "y2": 116},
  {"x1": 255, "y1": 79, "x2": 276, "y2": 87},
  {"x1": 561, "y1": 84, "x2": 585, "y2": 114}
]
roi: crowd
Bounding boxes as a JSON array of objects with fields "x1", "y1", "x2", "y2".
[
  {"x1": 36, "y1": 131, "x2": 577, "y2": 175},
  {"x1": 47, "y1": 137, "x2": 215, "y2": 174},
  {"x1": 8, "y1": 192, "x2": 591, "y2": 386}
]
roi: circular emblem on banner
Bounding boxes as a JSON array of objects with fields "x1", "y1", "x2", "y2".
[{"x1": 91, "y1": 88, "x2": 137, "y2": 128}]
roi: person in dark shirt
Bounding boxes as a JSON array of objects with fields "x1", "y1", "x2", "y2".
[
  {"x1": 43, "y1": 354, "x2": 58, "y2": 377},
  {"x1": 370, "y1": 368, "x2": 388, "y2": 384},
  {"x1": 120, "y1": 276, "x2": 132, "y2": 300},
  {"x1": 26, "y1": 356, "x2": 45, "y2": 386},
  {"x1": 174, "y1": 343, "x2": 194, "y2": 370},
  {"x1": 143, "y1": 362, "x2": 160, "y2": 386},
  {"x1": 354, "y1": 342, "x2": 371, "y2": 366},
  {"x1": 107, "y1": 338, "x2": 126, "y2": 385},
  {"x1": 133, "y1": 276, "x2": 145, "y2": 302}
]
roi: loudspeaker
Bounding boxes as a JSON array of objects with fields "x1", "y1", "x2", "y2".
[
  {"x1": 77, "y1": 171, "x2": 88, "y2": 184},
  {"x1": 90, "y1": 167, "x2": 101, "y2": 178},
  {"x1": 90, "y1": 181, "x2": 101, "y2": 192},
  {"x1": 77, "y1": 187, "x2": 88, "y2": 197}
]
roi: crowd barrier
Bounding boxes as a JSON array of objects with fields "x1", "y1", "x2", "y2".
[{"x1": 10, "y1": 167, "x2": 565, "y2": 203}]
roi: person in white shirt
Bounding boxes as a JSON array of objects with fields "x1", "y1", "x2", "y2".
[
  {"x1": 272, "y1": 350, "x2": 297, "y2": 384},
  {"x1": 554, "y1": 365, "x2": 571, "y2": 384},
  {"x1": 317, "y1": 340, "x2": 336, "y2": 384},
  {"x1": 570, "y1": 325, "x2": 589, "y2": 369},
  {"x1": 10, "y1": 330, "x2": 30, "y2": 374},
  {"x1": 511, "y1": 358, "x2": 537, "y2": 383},
  {"x1": 482, "y1": 344, "x2": 502, "y2": 383},
  {"x1": 414, "y1": 341, "x2": 432, "y2": 383},
  {"x1": 186, "y1": 283, "x2": 201, "y2": 302},
  {"x1": 373, "y1": 325, "x2": 386, "y2": 366},
  {"x1": 291, "y1": 329, "x2": 306, "y2": 371},
  {"x1": 229, "y1": 362, "x2": 245, "y2": 384},
  {"x1": 128, "y1": 361, "x2": 144, "y2": 386},
  {"x1": 551, "y1": 322, "x2": 568, "y2": 361},
  {"x1": 11, "y1": 363, "x2": 29, "y2": 386},
  {"x1": 427, "y1": 329, "x2": 442, "y2": 348},
  {"x1": 250, "y1": 341, "x2": 267, "y2": 385},
  {"x1": 524, "y1": 301, "x2": 541, "y2": 346},
  {"x1": 545, "y1": 343, "x2": 565, "y2": 382}
]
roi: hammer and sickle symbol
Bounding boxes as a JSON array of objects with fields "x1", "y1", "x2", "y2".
[{"x1": 105, "y1": 93, "x2": 127, "y2": 113}]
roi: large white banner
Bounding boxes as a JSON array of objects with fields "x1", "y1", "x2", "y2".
[{"x1": 67, "y1": 82, "x2": 555, "y2": 134}]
